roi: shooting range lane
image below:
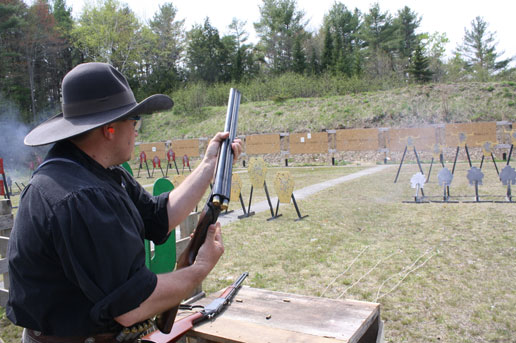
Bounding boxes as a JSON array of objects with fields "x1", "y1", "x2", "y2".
[
  {"x1": 217, "y1": 165, "x2": 392, "y2": 226},
  {"x1": 180, "y1": 286, "x2": 380, "y2": 343}
]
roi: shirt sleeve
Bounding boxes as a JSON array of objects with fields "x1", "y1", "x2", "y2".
[{"x1": 51, "y1": 188, "x2": 158, "y2": 326}]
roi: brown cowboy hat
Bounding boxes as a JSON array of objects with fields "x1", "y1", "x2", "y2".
[{"x1": 24, "y1": 62, "x2": 174, "y2": 146}]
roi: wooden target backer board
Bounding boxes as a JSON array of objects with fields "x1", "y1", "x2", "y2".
[
  {"x1": 246, "y1": 134, "x2": 281, "y2": 155},
  {"x1": 387, "y1": 127, "x2": 437, "y2": 152},
  {"x1": 170, "y1": 139, "x2": 200, "y2": 157},
  {"x1": 445, "y1": 122, "x2": 497, "y2": 147},
  {"x1": 336, "y1": 128, "x2": 379, "y2": 151},
  {"x1": 139, "y1": 142, "x2": 166, "y2": 159},
  {"x1": 289, "y1": 132, "x2": 328, "y2": 155}
]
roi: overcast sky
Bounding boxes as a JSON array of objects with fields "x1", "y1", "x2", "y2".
[{"x1": 60, "y1": 0, "x2": 516, "y2": 63}]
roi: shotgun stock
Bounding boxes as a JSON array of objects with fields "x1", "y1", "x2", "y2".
[{"x1": 155, "y1": 88, "x2": 241, "y2": 333}]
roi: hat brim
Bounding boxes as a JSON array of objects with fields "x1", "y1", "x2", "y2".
[{"x1": 24, "y1": 94, "x2": 173, "y2": 146}]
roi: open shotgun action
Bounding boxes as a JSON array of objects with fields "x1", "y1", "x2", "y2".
[
  {"x1": 142, "y1": 272, "x2": 248, "y2": 343},
  {"x1": 155, "y1": 88, "x2": 242, "y2": 333}
]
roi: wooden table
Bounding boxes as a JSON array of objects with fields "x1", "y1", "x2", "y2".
[{"x1": 178, "y1": 286, "x2": 382, "y2": 343}]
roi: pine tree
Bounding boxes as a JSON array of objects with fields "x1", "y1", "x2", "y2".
[
  {"x1": 292, "y1": 35, "x2": 306, "y2": 74},
  {"x1": 409, "y1": 42, "x2": 432, "y2": 83},
  {"x1": 321, "y1": 25, "x2": 333, "y2": 72},
  {"x1": 456, "y1": 16, "x2": 511, "y2": 80}
]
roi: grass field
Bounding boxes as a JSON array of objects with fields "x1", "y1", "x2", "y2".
[
  {"x1": 203, "y1": 161, "x2": 516, "y2": 342},
  {"x1": 2, "y1": 160, "x2": 516, "y2": 342}
]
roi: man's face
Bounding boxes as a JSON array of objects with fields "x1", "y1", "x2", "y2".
[{"x1": 112, "y1": 117, "x2": 140, "y2": 165}]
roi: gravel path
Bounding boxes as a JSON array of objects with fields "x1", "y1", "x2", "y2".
[{"x1": 218, "y1": 164, "x2": 392, "y2": 226}]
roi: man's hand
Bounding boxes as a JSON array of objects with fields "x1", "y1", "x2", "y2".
[
  {"x1": 204, "y1": 132, "x2": 243, "y2": 166},
  {"x1": 193, "y1": 222, "x2": 224, "y2": 272}
]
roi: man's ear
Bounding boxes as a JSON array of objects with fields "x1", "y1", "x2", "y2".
[{"x1": 102, "y1": 125, "x2": 115, "y2": 139}]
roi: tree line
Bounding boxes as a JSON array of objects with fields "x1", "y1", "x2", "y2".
[{"x1": 1, "y1": 0, "x2": 513, "y2": 124}]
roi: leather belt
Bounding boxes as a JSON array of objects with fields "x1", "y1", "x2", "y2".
[{"x1": 25, "y1": 329, "x2": 118, "y2": 343}]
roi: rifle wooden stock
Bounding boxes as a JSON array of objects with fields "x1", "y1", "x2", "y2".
[
  {"x1": 143, "y1": 312, "x2": 203, "y2": 343},
  {"x1": 155, "y1": 89, "x2": 241, "y2": 334}
]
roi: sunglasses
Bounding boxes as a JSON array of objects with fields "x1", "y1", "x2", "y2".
[{"x1": 128, "y1": 115, "x2": 142, "y2": 131}]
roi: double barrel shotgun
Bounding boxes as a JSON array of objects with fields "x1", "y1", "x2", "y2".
[{"x1": 155, "y1": 88, "x2": 242, "y2": 334}]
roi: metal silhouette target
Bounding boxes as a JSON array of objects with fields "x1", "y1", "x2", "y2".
[
  {"x1": 230, "y1": 173, "x2": 242, "y2": 201},
  {"x1": 274, "y1": 171, "x2": 295, "y2": 204},
  {"x1": 172, "y1": 174, "x2": 186, "y2": 187},
  {"x1": 248, "y1": 157, "x2": 267, "y2": 189}
]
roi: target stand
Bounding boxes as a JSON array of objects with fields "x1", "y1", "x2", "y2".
[
  {"x1": 268, "y1": 171, "x2": 308, "y2": 221},
  {"x1": 165, "y1": 149, "x2": 180, "y2": 176},
  {"x1": 394, "y1": 136, "x2": 425, "y2": 184},
  {"x1": 479, "y1": 141, "x2": 500, "y2": 176},
  {"x1": 151, "y1": 156, "x2": 165, "y2": 178},
  {"x1": 137, "y1": 151, "x2": 152, "y2": 178},
  {"x1": 495, "y1": 165, "x2": 516, "y2": 203},
  {"x1": 462, "y1": 167, "x2": 491, "y2": 203},
  {"x1": 182, "y1": 154, "x2": 191, "y2": 173},
  {"x1": 242, "y1": 158, "x2": 271, "y2": 219}
]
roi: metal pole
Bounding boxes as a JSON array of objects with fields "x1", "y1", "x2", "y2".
[
  {"x1": 394, "y1": 145, "x2": 408, "y2": 183},
  {"x1": 491, "y1": 153, "x2": 499, "y2": 176},
  {"x1": 426, "y1": 158, "x2": 434, "y2": 183},
  {"x1": 413, "y1": 147, "x2": 424, "y2": 174},
  {"x1": 247, "y1": 186, "x2": 254, "y2": 215},
  {"x1": 465, "y1": 145, "x2": 472, "y2": 167},
  {"x1": 452, "y1": 146, "x2": 459, "y2": 174},
  {"x1": 263, "y1": 181, "x2": 275, "y2": 217},
  {"x1": 239, "y1": 194, "x2": 247, "y2": 215}
]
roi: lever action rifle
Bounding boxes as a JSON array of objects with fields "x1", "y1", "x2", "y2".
[
  {"x1": 142, "y1": 272, "x2": 248, "y2": 343},
  {"x1": 155, "y1": 88, "x2": 242, "y2": 334}
]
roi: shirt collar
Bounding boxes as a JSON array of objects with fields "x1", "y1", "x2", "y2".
[{"x1": 46, "y1": 140, "x2": 110, "y2": 174}]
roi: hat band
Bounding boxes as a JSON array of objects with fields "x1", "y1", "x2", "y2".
[{"x1": 62, "y1": 91, "x2": 137, "y2": 118}]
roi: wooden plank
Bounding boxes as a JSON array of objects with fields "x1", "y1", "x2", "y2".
[
  {"x1": 246, "y1": 134, "x2": 281, "y2": 155},
  {"x1": 0, "y1": 199, "x2": 12, "y2": 215},
  {"x1": 179, "y1": 212, "x2": 199, "y2": 239},
  {"x1": 171, "y1": 139, "x2": 200, "y2": 158},
  {"x1": 0, "y1": 257, "x2": 7, "y2": 274},
  {"x1": 336, "y1": 128, "x2": 379, "y2": 151},
  {"x1": 139, "y1": 142, "x2": 167, "y2": 160},
  {"x1": 175, "y1": 237, "x2": 190, "y2": 261},
  {"x1": 0, "y1": 256, "x2": 9, "y2": 292},
  {"x1": 387, "y1": 127, "x2": 437, "y2": 152},
  {"x1": 0, "y1": 214, "x2": 13, "y2": 233},
  {"x1": 445, "y1": 122, "x2": 497, "y2": 147},
  {"x1": 190, "y1": 318, "x2": 338, "y2": 343},
  {"x1": 290, "y1": 132, "x2": 328, "y2": 154},
  {"x1": 0, "y1": 228, "x2": 12, "y2": 238},
  {"x1": 184, "y1": 286, "x2": 380, "y2": 343},
  {"x1": 0, "y1": 236, "x2": 8, "y2": 256},
  {"x1": 0, "y1": 289, "x2": 8, "y2": 307}
]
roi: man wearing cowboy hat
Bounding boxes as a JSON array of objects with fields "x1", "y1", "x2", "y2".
[{"x1": 6, "y1": 62, "x2": 242, "y2": 342}]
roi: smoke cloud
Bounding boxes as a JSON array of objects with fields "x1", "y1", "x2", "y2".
[{"x1": 0, "y1": 94, "x2": 50, "y2": 180}]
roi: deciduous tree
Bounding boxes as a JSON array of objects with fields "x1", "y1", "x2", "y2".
[{"x1": 72, "y1": 0, "x2": 141, "y2": 76}]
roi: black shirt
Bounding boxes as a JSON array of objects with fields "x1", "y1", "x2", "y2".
[{"x1": 6, "y1": 141, "x2": 171, "y2": 335}]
